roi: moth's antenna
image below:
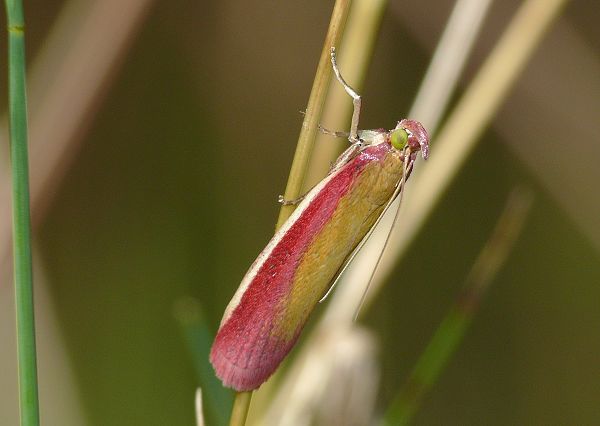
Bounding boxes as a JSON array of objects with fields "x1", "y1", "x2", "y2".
[
  {"x1": 330, "y1": 47, "x2": 361, "y2": 143},
  {"x1": 354, "y1": 147, "x2": 412, "y2": 321}
]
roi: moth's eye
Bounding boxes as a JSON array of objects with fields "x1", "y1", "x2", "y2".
[{"x1": 390, "y1": 128, "x2": 409, "y2": 150}]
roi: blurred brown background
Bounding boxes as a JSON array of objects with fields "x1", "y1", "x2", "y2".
[{"x1": 0, "y1": 0, "x2": 598, "y2": 425}]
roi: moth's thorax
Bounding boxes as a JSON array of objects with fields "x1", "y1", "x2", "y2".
[{"x1": 367, "y1": 130, "x2": 389, "y2": 147}]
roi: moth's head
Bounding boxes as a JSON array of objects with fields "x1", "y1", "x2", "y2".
[{"x1": 390, "y1": 119, "x2": 430, "y2": 160}]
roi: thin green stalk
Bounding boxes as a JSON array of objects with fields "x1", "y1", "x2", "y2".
[
  {"x1": 229, "y1": 391, "x2": 253, "y2": 426},
  {"x1": 230, "y1": 1, "x2": 353, "y2": 425},
  {"x1": 275, "y1": 0, "x2": 352, "y2": 229},
  {"x1": 382, "y1": 188, "x2": 533, "y2": 425},
  {"x1": 5, "y1": 1, "x2": 40, "y2": 425},
  {"x1": 305, "y1": 0, "x2": 388, "y2": 186}
]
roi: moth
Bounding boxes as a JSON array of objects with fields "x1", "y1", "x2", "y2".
[{"x1": 210, "y1": 48, "x2": 429, "y2": 391}]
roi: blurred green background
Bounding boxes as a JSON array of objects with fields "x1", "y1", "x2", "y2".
[{"x1": 1, "y1": 0, "x2": 599, "y2": 425}]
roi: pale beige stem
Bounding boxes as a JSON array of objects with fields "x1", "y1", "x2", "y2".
[
  {"x1": 195, "y1": 388, "x2": 205, "y2": 426},
  {"x1": 326, "y1": 0, "x2": 569, "y2": 324},
  {"x1": 409, "y1": 0, "x2": 493, "y2": 131}
]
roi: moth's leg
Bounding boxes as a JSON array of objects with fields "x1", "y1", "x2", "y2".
[
  {"x1": 299, "y1": 110, "x2": 349, "y2": 140},
  {"x1": 277, "y1": 193, "x2": 307, "y2": 206},
  {"x1": 330, "y1": 47, "x2": 361, "y2": 144},
  {"x1": 329, "y1": 141, "x2": 363, "y2": 174}
]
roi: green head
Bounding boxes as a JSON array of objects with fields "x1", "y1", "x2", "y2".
[{"x1": 390, "y1": 127, "x2": 409, "y2": 150}]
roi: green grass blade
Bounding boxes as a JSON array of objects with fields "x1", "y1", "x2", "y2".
[
  {"x1": 5, "y1": 0, "x2": 40, "y2": 425},
  {"x1": 383, "y1": 188, "x2": 533, "y2": 425}
]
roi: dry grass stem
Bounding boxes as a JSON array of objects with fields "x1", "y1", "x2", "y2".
[
  {"x1": 327, "y1": 0, "x2": 568, "y2": 321},
  {"x1": 305, "y1": 0, "x2": 388, "y2": 187}
]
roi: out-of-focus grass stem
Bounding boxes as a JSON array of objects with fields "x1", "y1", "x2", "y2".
[
  {"x1": 408, "y1": 0, "x2": 493, "y2": 132},
  {"x1": 356, "y1": 0, "x2": 569, "y2": 315},
  {"x1": 5, "y1": 0, "x2": 40, "y2": 425}
]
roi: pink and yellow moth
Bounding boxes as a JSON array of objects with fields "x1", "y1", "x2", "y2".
[{"x1": 210, "y1": 48, "x2": 430, "y2": 391}]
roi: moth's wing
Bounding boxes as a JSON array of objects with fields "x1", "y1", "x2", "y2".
[
  {"x1": 350, "y1": 157, "x2": 413, "y2": 318},
  {"x1": 211, "y1": 167, "x2": 350, "y2": 390},
  {"x1": 212, "y1": 143, "x2": 398, "y2": 390},
  {"x1": 281, "y1": 142, "x2": 365, "y2": 206},
  {"x1": 319, "y1": 174, "x2": 406, "y2": 303},
  {"x1": 210, "y1": 278, "x2": 299, "y2": 391}
]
